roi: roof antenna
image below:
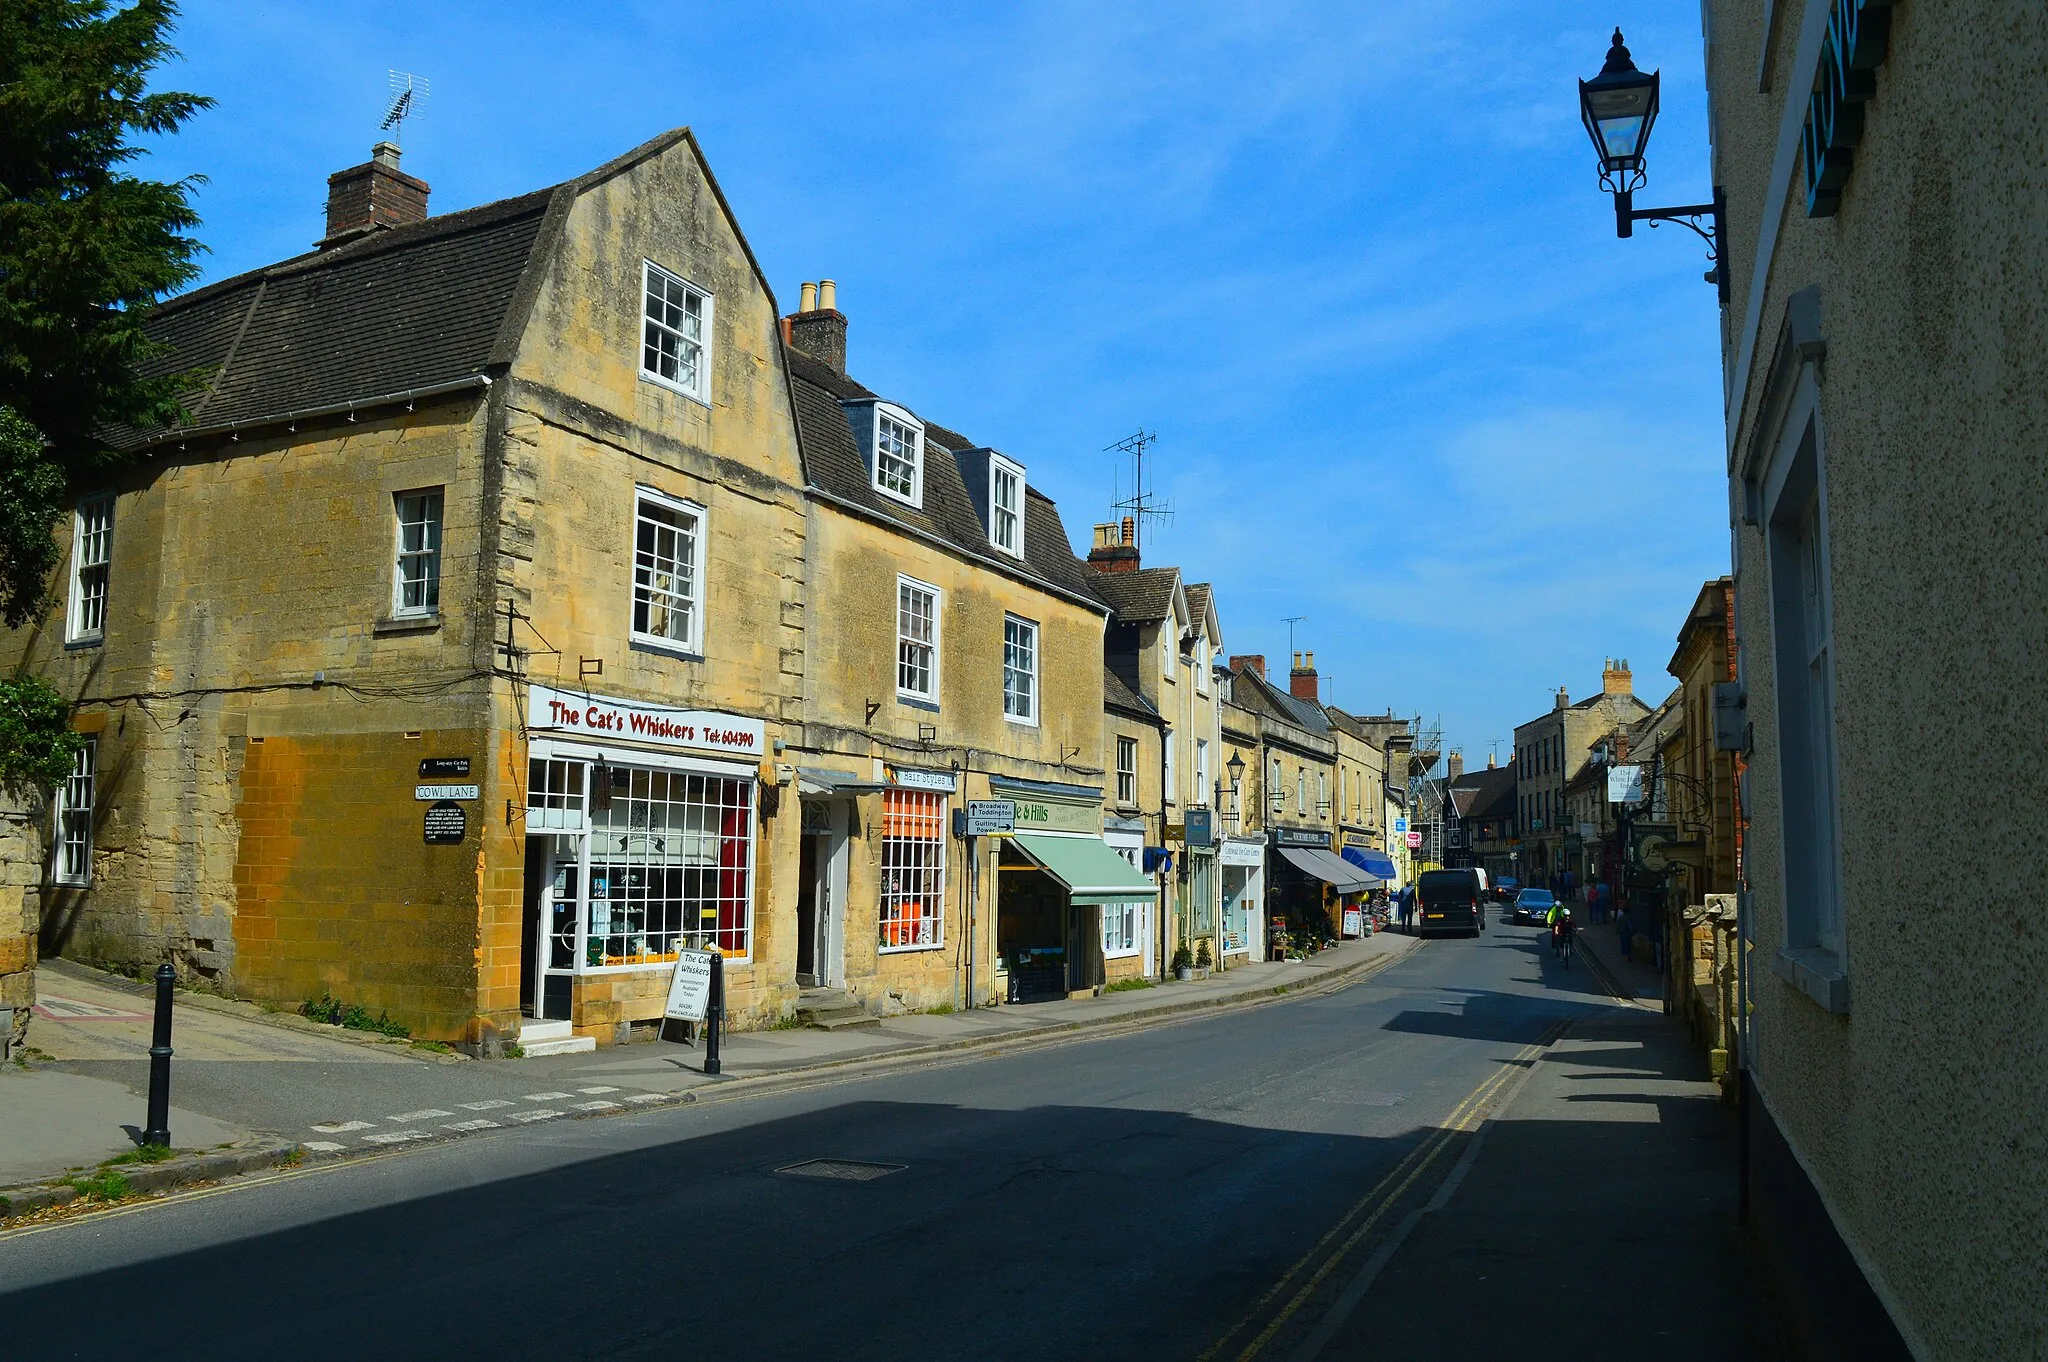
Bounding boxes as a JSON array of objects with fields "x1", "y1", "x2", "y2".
[
  {"x1": 1106, "y1": 429, "x2": 1172, "y2": 552},
  {"x1": 381, "y1": 71, "x2": 429, "y2": 147}
]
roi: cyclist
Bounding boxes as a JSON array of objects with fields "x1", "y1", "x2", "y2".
[
  {"x1": 1555, "y1": 906, "x2": 1575, "y2": 965},
  {"x1": 1547, "y1": 900, "x2": 1568, "y2": 958}
]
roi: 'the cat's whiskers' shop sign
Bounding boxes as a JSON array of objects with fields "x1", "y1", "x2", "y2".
[
  {"x1": 527, "y1": 684, "x2": 766, "y2": 759},
  {"x1": 664, "y1": 950, "x2": 715, "y2": 1023}
]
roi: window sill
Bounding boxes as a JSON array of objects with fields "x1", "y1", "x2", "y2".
[
  {"x1": 630, "y1": 637, "x2": 703, "y2": 664},
  {"x1": 374, "y1": 614, "x2": 440, "y2": 636},
  {"x1": 638, "y1": 369, "x2": 711, "y2": 409},
  {"x1": 1003, "y1": 713, "x2": 1039, "y2": 729},
  {"x1": 63, "y1": 636, "x2": 104, "y2": 652},
  {"x1": 1772, "y1": 945, "x2": 1850, "y2": 1015},
  {"x1": 878, "y1": 941, "x2": 945, "y2": 955},
  {"x1": 896, "y1": 695, "x2": 940, "y2": 714}
]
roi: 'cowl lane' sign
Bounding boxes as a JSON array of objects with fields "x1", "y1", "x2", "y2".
[{"x1": 527, "y1": 684, "x2": 765, "y2": 759}]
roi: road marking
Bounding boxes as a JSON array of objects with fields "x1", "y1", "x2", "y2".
[
  {"x1": 572, "y1": 1100, "x2": 620, "y2": 1112},
  {"x1": 523, "y1": 1092, "x2": 573, "y2": 1101},
  {"x1": 309, "y1": 1120, "x2": 375, "y2": 1134},
  {"x1": 1198, "y1": 1022, "x2": 1568, "y2": 1362},
  {"x1": 302, "y1": 1141, "x2": 347, "y2": 1153},
  {"x1": 576, "y1": 1086, "x2": 621, "y2": 1094},
  {"x1": 388, "y1": 1109, "x2": 453, "y2": 1123},
  {"x1": 360, "y1": 1130, "x2": 432, "y2": 1146},
  {"x1": 443, "y1": 1119, "x2": 500, "y2": 1132},
  {"x1": 623, "y1": 1093, "x2": 670, "y2": 1105},
  {"x1": 506, "y1": 1109, "x2": 561, "y2": 1124},
  {"x1": 457, "y1": 1100, "x2": 514, "y2": 1111}
]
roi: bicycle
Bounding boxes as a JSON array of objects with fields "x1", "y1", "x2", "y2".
[{"x1": 1556, "y1": 921, "x2": 1575, "y2": 967}]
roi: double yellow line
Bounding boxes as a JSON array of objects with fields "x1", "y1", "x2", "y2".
[{"x1": 1197, "y1": 1019, "x2": 1570, "y2": 1362}]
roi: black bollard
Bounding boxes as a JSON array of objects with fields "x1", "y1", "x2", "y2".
[
  {"x1": 703, "y1": 951, "x2": 723, "y2": 1076},
  {"x1": 143, "y1": 962, "x2": 175, "y2": 1147}
]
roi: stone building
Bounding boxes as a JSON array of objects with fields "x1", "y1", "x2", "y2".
[
  {"x1": 2, "y1": 130, "x2": 816, "y2": 1051},
  {"x1": 780, "y1": 288, "x2": 1143, "y2": 1013},
  {"x1": 1324, "y1": 707, "x2": 1396, "y2": 894},
  {"x1": 1690, "y1": 6, "x2": 2048, "y2": 1354},
  {"x1": 1512, "y1": 662, "x2": 1649, "y2": 892},
  {"x1": 1101, "y1": 666, "x2": 1166, "y2": 982}
]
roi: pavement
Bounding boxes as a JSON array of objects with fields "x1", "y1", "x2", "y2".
[
  {"x1": 1568, "y1": 900, "x2": 1669, "y2": 1004},
  {"x1": 3, "y1": 931, "x2": 1415, "y2": 1197},
  {"x1": 0, "y1": 912, "x2": 1789, "y2": 1360}
]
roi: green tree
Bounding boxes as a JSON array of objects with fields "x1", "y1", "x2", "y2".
[
  {"x1": 0, "y1": 675, "x2": 83, "y2": 795},
  {"x1": 0, "y1": 0, "x2": 211, "y2": 628}
]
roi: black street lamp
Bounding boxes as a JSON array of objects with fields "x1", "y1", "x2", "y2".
[{"x1": 1579, "y1": 29, "x2": 1726, "y2": 302}]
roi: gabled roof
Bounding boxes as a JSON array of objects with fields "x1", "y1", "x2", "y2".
[
  {"x1": 1230, "y1": 661, "x2": 1331, "y2": 738},
  {"x1": 784, "y1": 347, "x2": 1104, "y2": 610},
  {"x1": 1086, "y1": 566, "x2": 1182, "y2": 625},
  {"x1": 114, "y1": 128, "x2": 752, "y2": 454},
  {"x1": 1448, "y1": 764, "x2": 1517, "y2": 821}
]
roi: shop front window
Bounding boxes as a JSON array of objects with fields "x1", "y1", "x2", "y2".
[
  {"x1": 1102, "y1": 901, "x2": 1141, "y2": 958},
  {"x1": 880, "y1": 788, "x2": 946, "y2": 950}
]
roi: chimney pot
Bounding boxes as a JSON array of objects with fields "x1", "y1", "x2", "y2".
[
  {"x1": 787, "y1": 280, "x2": 849, "y2": 374},
  {"x1": 320, "y1": 142, "x2": 429, "y2": 249},
  {"x1": 799, "y1": 281, "x2": 817, "y2": 312},
  {"x1": 818, "y1": 279, "x2": 837, "y2": 311},
  {"x1": 1288, "y1": 652, "x2": 1319, "y2": 702},
  {"x1": 1087, "y1": 518, "x2": 1141, "y2": 573}
]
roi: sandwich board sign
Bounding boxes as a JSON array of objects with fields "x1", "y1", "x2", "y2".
[{"x1": 664, "y1": 950, "x2": 714, "y2": 1023}]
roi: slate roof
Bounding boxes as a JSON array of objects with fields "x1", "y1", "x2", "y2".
[
  {"x1": 1449, "y1": 764, "x2": 1517, "y2": 821},
  {"x1": 784, "y1": 347, "x2": 1104, "y2": 610},
  {"x1": 114, "y1": 188, "x2": 558, "y2": 451},
  {"x1": 1103, "y1": 667, "x2": 1161, "y2": 721},
  {"x1": 1229, "y1": 660, "x2": 1331, "y2": 738},
  {"x1": 1084, "y1": 566, "x2": 1181, "y2": 625}
]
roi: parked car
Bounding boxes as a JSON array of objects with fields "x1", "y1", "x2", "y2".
[
  {"x1": 1512, "y1": 888, "x2": 1555, "y2": 926},
  {"x1": 1492, "y1": 876, "x2": 1521, "y2": 902}
]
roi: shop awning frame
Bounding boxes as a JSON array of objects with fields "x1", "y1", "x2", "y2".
[
  {"x1": 1278, "y1": 847, "x2": 1372, "y2": 894},
  {"x1": 1011, "y1": 833, "x2": 1159, "y2": 905},
  {"x1": 1341, "y1": 846, "x2": 1399, "y2": 881}
]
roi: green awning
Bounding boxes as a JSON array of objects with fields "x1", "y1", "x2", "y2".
[{"x1": 1011, "y1": 833, "x2": 1158, "y2": 905}]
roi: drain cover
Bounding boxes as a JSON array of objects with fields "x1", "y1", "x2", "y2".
[{"x1": 776, "y1": 1158, "x2": 906, "y2": 1182}]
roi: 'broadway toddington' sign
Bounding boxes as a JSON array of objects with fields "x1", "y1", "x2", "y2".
[{"x1": 527, "y1": 684, "x2": 765, "y2": 759}]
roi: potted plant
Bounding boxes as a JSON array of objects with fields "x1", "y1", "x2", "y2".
[
  {"x1": 1194, "y1": 939, "x2": 1213, "y2": 977},
  {"x1": 1171, "y1": 944, "x2": 1194, "y2": 981}
]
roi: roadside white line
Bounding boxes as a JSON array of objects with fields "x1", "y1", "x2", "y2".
[
  {"x1": 309, "y1": 1120, "x2": 375, "y2": 1134},
  {"x1": 456, "y1": 1100, "x2": 514, "y2": 1111},
  {"x1": 302, "y1": 1141, "x2": 347, "y2": 1153},
  {"x1": 387, "y1": 1109, "x2": 454, "y2": 1123},
  {"x1": 576, "y1": 1086, "x2": 621, "y2": 1094},
  {"x1": 523, "y1": 1092, "x2": 573, "y2": 1101},
  {"x1": 442, "y1": 1119, "x2": 500, "y2": 1132},
  {"x1": 360, "y1": 1130, "x2": 431, "y2": 1146},
  {"x1": 506, "y1": 1109, "x2": 561, "y2": 1124}
]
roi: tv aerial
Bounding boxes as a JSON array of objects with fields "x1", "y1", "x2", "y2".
[
  {"x1": 381, "y1": 71, "x2": 429, "y2": 145},
  {"x1": 1106, "y1": 429, "x2": 1172, "y2": 552}
]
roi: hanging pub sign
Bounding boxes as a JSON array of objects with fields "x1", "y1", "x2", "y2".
[
  {"x1": 1184, "y1": 809, "x2": 1214, "y2": 848},
  {"x1": 423, "y1": 800, "x2": 467, "y2": 845},
  {"x1": 1608, "y1": 765, "x2": 1645, "y2": 804}
]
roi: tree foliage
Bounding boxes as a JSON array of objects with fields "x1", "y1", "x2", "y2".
[
  {"x1": 0, "y1": 0, "x2": 211, "y2": 626},
  {"x1": 0, "y1": 674, "x2": 83, "y2": 795}
]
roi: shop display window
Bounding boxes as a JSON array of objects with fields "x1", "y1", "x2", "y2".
[{"x1": 879, "y1": 788, "x2": 946, "y2": 950}]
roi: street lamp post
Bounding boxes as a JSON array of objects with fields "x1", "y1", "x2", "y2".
[{"x1": 1579, "y1": 29, "x2": 1727, "y2": 303}]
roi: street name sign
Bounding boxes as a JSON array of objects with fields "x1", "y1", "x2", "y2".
[
  {"x1": 664, "y1": 950, "x2": 715, "y2": 1023},
  {"x1": 415, "y1": 784, "x2": 480, "y2": 801}
]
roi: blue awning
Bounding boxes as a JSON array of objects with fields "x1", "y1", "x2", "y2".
[{"x1": 1342, "y1": 846, "x2": 1398, "y2": 881}]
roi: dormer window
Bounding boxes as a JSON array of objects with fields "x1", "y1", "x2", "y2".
[
  {"x1": 988, "y1": 454, "x2": 1024, "y2": 557},
  {"x1": 874, "y1": 407, "x2": 923, "y2": 506}
]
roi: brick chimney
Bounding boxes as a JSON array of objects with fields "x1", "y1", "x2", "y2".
[
  {"x1": 1087, "y1": 517, "x2": 1140, "y2": 573},
  {"x1": 1230, "y1": 654, "x2": 1266, "y2": 679},
  {"x1": 1603, "y1": 657, "x2": 1633, "y2": 697},
  {"x1": 1289, "y1": 651, "x2": 1318, "y2": 702},
  {"x1": 1447, "y1": 750, "x2": 1464, "y2": 781},
  {"x1": 784, "y1": 278, "x2": 848, "y2": 374},
  {"x1": 320, "y1": 142, "x2": 429, "y2": 249}
]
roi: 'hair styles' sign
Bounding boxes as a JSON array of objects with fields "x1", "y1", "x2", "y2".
[{"x1": 527, "y1": 684, "x2": 765, "y2": 759}]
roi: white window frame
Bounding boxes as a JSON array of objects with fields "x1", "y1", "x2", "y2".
[
  {"x1": 988, "y1": 454, "x2": 1024, "y2": 557},
  {"x1": 1195, "y1": 739, "x2": 1210, "y2": 806},
  {"x1": 67, "y1": 496, "x2": 113, "y2": 643},
  {"x1": 895, "y1": 575, "x2": 941, "y2": 703},
  {"x1": 640, "y1": 260, "x2": 713, "y2": 403},
  {"x1": 1160, "y1": 623, "x2": 1176, "y2": 685},
  {"x1": 872, "y1": 404, "x2": 924, "y2": 508},
  {"x1": 1194, "y1": 634, "x2": 1209, "y2": 695},
  {"x1": 630, "y1": 486, "x2": 707, "y2": 655},
  {"x1": 391, "y1": 488, "x2": 443, "y2": 619},
  {"x1": 1116, "y1": 736, "x2": 1138, "y2": 805},
  {"x1": 1101, "y1": 899, "x2": 1142, "y2": 959},
  {"x1": 1163, "y1": 730, "x2": 1177, "y2": 804},
  {"x1": 879, "y1": 788, "x2": 947, "y2": 952},
  {"x1": 1318, "y1": 770, "x2": 1327, "y2": 815},
  {"x1": 52, "y1": 739, "x2": 95, "y2": 887},
  {"x1": 1297, "y1": 768, "x2": 1307, "y2": 816},
  {"x1": 1002, "y1": 614, "x2": 1039, "y2": 726}
]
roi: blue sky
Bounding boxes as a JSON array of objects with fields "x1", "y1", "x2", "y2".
[{"x1": 144, "y1": 0, "x2": 1728, "y2": 769}]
